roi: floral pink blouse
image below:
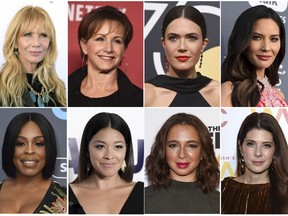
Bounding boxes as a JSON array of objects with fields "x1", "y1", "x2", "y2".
[{"x1": 256, "y1": 76, "x2": 288, "y2": 107}]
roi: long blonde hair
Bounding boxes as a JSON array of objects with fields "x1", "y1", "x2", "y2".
[{"x1": 0, "y1": 6, "x2": 66, "y2": 107}]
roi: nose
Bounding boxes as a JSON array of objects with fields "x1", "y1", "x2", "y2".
[
  {"x1": 25, "y1": 144, "x2": 35, "y2": 154},
  {"x1": 261, "y1": 39, "x2": 271, "y2": 52},
  {"x1": 177, "y1": 147, "x2": 187, "y2": 159},
  {"x1": 32, "y1": 36, "x2": 40, "y2": 48},
  {"x1": 104, "y1": 40, "x2": 113, "y2": 53},
  {"x1": 254, "y1": 145, "x2": 262, "y2": 158},
  {"x1": 178, "y1": 38, "x2": 187, "y2": 52},
  {"x1": 104, "y1": 147, "x2": 114, "y2": 160}
]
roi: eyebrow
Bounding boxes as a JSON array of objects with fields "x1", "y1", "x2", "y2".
[
  {"x1": 253, "y1": 32, "x2": 280, "y2": 37},
  {"x1": 92, "y1": 140, "x2": 125, "y2": 144},
  {"x1": 17, "y1": 136, "x2": 44, "y2": 139},
  {"x1": 167, "y1": 139, "x2": 200, "y2": 143}
]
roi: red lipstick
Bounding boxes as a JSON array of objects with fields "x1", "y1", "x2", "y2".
[
  {"x1": 176, "y1": 162, "x2": 189, "y2": 169},
  {"x1": 176, "y1": 56, "x2": 190, "y2": 62}
]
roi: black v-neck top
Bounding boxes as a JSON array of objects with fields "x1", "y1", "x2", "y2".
[
  {"x1": 69, "y1": 181, "x2": 144, "y2": 214},
  {"x1": 146, "y1": 72, "x2": 212, "y2": 107}
]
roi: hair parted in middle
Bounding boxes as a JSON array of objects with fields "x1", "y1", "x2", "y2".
[
  {"x1": 236, "y1": 112, "x2": 288, "y2": 213},
  {"x1": 145, "y1": 113, "x2": 219, "y2": 193},
  {"x1": 161, "y1": 5, "x2": 207, "y2": 40},
  {"x1": 74, "y1": 112, "x2": 134, "y2": 183},
  {"x1": 2, "y1": 112, "x2": 57, "y2": 179}
]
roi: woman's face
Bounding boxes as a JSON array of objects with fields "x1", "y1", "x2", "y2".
[
  {"x1": 247, "y1": 18, "x2": 281, "y2": 75},
  {"x1": 88, "y1": 127, "x2": 127, "y2": 178},
  {"x1": 162, "y1": 17, "x2": 208, "y2": 76},
  {"x1": 81, "y1": 20, "x2": 126, "y2": 73},
  {"x1": 165, "y1": 124, "x2": 202, "y2": 182},
  {"x1": 240, "y1": 128, "x2": 275, "y2": 176},
  {"x1": 17, "y1": 22, "x2": 50, "y2": 73},
  {"x1": 13, "y1": 121, "x2": 46, "y2": 179}
]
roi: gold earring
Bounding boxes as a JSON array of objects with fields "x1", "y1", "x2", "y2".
[{"x1": 121, "y1": 160, "x2": 127, "y2": 173}]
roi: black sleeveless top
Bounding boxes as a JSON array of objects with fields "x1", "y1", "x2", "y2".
[{"x1": 146, "y1": 72, "x2": 212, "y2": 107}]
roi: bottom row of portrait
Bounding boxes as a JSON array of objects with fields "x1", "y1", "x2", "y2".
[{"x1": 0, "y1": 107, "x2": 287, "y2": 214}]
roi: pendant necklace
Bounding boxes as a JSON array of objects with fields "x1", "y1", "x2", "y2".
[{"x1": 26, "y1": 79, "x2": 49, "y2": 107}]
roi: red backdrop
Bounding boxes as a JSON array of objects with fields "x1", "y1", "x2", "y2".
[{"x1": 68, "y1": 1, "x2": 143, "y2": 89}]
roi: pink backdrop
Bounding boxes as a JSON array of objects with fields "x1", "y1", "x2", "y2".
[{"x1": 68, "y1": 1, "x2": 143, "y2": 89}]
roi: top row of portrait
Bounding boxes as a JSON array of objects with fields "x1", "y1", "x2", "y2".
[{"x1": 0, "y1": 1, "x2": 287, "y2": 108}]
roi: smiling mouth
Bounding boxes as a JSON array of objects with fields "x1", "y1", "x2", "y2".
[
  {"x1": 99, "y1": 55, "x2": 115, "y2": 60},
  {"x1": 21, "y1": 160, "x2": 38, "y2": 167},
  {"x1": 257, "y1": 55, "x2": 271, "y2": 61},
  {"x1": 176, "y1": 162, "x2": 190, "y2": 169}
]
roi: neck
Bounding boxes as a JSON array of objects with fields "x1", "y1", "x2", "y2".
[
  {"x1": 240, "y1": 169, "x2": 270, "y2": 184},
  {"x1": 166, "y1": 67, "x2": 197, "y2": 79},
  {"x1": 85, "y1": 172, "x2": 125, "y2": 190},
  {"x1": 12, "y1": 175, "x2": 50, "y2": 185},
  {"x1": 85, "y1": 65, "x2": 118, "y2": 89},
  {"x1": 256, "y1": 69, "x2": 265, "y2": 78},
  {"x1": 170, "y1": 171, "x2": 197, "y2": 182}
]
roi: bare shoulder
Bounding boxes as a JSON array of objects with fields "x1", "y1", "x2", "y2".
[
  {"x1": 144, "y1": 83, "x2": 157, "y2": 106},
  {"x1": 200, "y1": 79, "x2": 220, "y2": 106},
  {"x1": 221, "y1": 81, "x2": 233, "y2": 107}
]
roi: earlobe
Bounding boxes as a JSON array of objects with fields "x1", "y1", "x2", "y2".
[
  {"x1": 80, "y1": 38, "x2": 87, "y2": 54},
  {"x1": 201, "y1": 38, "x2": 209, "y2": 52}
]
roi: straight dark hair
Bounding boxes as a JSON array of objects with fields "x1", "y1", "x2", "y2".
[
  {"x1": 75, "y1": 112, "x2": 134, "y2": 183},
  {"x1": 162, "y1": 5, "x2": 207, "y2": 40},
  {"x1": 2, "y1": 112, "x2": 57, "y2": 179},
  {"x1": 236, "y1": 112, "x2": 288, "y2": 213}
]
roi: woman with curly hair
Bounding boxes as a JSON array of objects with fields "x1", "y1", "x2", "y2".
[
  {"x1": 222, "y1": 112, "x2": 288, "y2": 213},
  {"x1": 221, "y1": 5, "x2": 287, "y2": 107},
  {"x1": 0, "y1": 6, "x2": 66, "y2": 107},
  {"x1": 145, "y1": 113, "x2": 219, "y2": 213}
]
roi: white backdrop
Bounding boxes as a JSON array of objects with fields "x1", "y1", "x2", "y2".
[
  {"x1": 0, "y1": 0, "x2": 67, "y2": 88},
  {"x1": 68, "y1": 108, "x2": 144, "y2": 183},
  {"x1": 144, "y1": 108, "x2": 221, "y2": 186},
  {"x1": 221, "y1": 108, "x2": 288, "y2": 180}
]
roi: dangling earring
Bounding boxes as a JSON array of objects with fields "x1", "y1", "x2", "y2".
[
  {"x1": 164, "y1": 56, "x2": 169, "y2": 70},
  {"x1": 121, "y1": 160, "x2": 127, "y2": 173},
  {"x1": 14, "y1": 48, "x2": 19, "y2": 56},
  {"x1": 199, "y1": 52, "x2": 203, "y2": 68},
  {"x1": 239, "y1": 157, "x2": 245, "y2": 169}
]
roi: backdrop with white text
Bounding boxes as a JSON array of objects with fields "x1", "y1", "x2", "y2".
[
  {"x1": 144, "y1": 108, "x2": 220, "y2": 186},
  {"x1": 68, "y1": 108, "x2": 144, "y2": 183},
  {"x1": 221, "y1": 108, "x2": 288, "y2": 180}
]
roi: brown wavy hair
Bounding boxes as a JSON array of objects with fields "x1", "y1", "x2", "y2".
[
  {"x1": 236, "y1": 112, "x2": 288, "y2": 213},
  {"x1": 222, "y1": 5, "x2": 285, "y2": 106},
  {"x1": 145, "y1": 113, "x2": 219, "y2": 193}
]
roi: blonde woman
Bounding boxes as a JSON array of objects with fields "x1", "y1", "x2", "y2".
[{"x1": 0, "y1": 6, "x2": 66, "y2": 107}]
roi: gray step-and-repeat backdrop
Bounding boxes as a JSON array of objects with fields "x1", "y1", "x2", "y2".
[
  {"x1": 0, "y1": 108, "x2": 67, "y2": 186},
  {"x1": 221, "y1": 1, "x2": 288, "y2": 96}
]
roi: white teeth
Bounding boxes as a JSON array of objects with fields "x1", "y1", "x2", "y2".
[
  {"x1": 100, "y1": 56, "x2": 113, "y2": 60},
  {"x1": 23, "y1": 161, "x2": 36, "y2": 165}
]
